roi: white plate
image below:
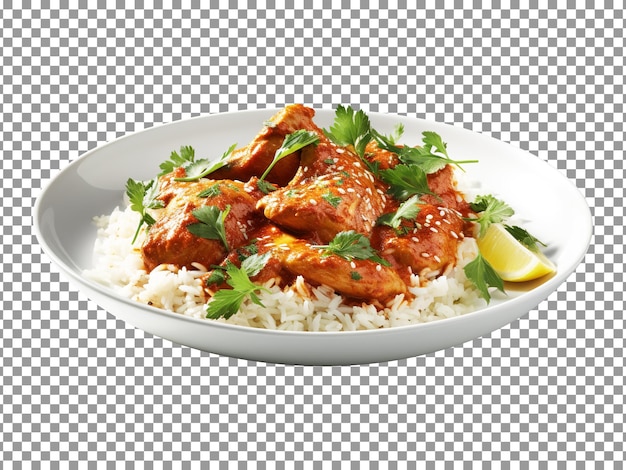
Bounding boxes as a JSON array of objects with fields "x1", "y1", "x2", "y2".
[{"x1": 34, "y1": 108, "x2": 592, "y2": 365}]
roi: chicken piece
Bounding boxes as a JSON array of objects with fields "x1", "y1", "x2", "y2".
[
  {"x1": 423, "y1": 165, "x2": 472, "y2": 218},
  {"x1": 258, "y1": 139, "x2": 388, "y2": 243},
  {"x1": 209, "y1": 104, "x2": 325, "y2": 186},
  {"x1": 141, "y1": 179, "x2": 262, "y2": 272},
  {"x1": 265, "y1": 230, "x2": 408, "y2": 303},
  {"x1": 372, "y1": 202, "x2": 466, "y2": 282},
  {"x1": 202, "y1": 223, "x2": 296, "y2": 293}
]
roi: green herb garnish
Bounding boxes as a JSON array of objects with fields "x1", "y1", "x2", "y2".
[
  {"x1": 187, "y1": 205, "x2": 231, "y2": 251},
  {"x1": 374, "y1": 130, "x2": 477, "y2": 174},
  {"x1": 126, "y1": 177, "x2": 164, "y2": 243},
  {"x1": 174, "y1": 143, "x2": 237, "y2": 182},
  {"x1": 463, "y1": 252, "x2": 505, "y2": 303},
  {"x1": 376, "y1": 195, "x2": 422, "y2": 230},
  {"x1": 379, "y1": 164, "x2": 437, "y2": 201},
  {"x1": 504, "y1": 225, "x2": 546, "y2": 251},
  {"x1": 324, "y1": 105, "x2": 372, "y2": 158},
  {"x1": 313, "y1": 230, "x2": 390, "y2": 266},
  {"x1": 259, "y1": 129, "x2": 320, "y2": 183},
  {"x1": 205, "y1": 253, "x2": 271, "y2": 319},
  {"x1": 322, "y1": 191, "x2": 342, "y2": 208},
  {"x1": 257, "y1": 179, "x2": 278, "y2": 194},
  {"x1": 468, "y1": 195, "x2": 515, "y2": 237},
  {"x1": 197, "y1": 183, "x2": 222, "y2": 198},
  {"x1": 158, "y1": 146, "x2": 196, "y2": 176}
]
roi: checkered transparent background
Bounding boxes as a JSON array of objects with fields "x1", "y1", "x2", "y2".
[{"x1": 2, "y1": 1, "x2": 623, "y2": 466}]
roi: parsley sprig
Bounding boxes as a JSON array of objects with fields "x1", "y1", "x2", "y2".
[
  {"x1": 374, "y1": 130, "x2": 477, "y2": 174},
  {"x1": 174, "y1": 143, "x2": 237, "y2": 182},
  {"x1": 159, "y1": 146, "x2": 195, "y2": 176},
  {"x1": 313, "y1": 231, "x2": 390, "y2": 266},
  {"x1": 126, "y1": 177, "x2": 164, "y2": 243},
  {"x1": 205, "y1": 253, "x2": 271, "y2": 319},
  {"x1": 379, "y1": 164, "x2": 437, "y2": 201},
  {"x1": 467, "y1": 195, "x2": 515, "y2": 237},
  {"x1": 324, "y1": 105, "x2": 372, "y2": 158},
  {"x1": 187, "y1": 205, "x2": 231, "y2": 251},
  {"x1": 158, "y1": 144, "x2": 236, "y2": 181},
  {"x1": 259, "y1": 129, "x2": 320, "y2": 183},
  {"x1": 376, "y1": 195, "x2": 422, "y2": 232},
  {"x1": 504, "y1": 225, "x2": 546, "y2": 252},
  {"x1": 463, "y1": 252, "x2": 505, "y2": 302}
]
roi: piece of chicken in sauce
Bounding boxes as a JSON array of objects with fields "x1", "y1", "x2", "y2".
[
  {"x1": 258, "y1": 138, "x2": 388, "y2": 244},
  {"x1": 261, "y1": 229, "x2": 407, "y2": 303},
  {"x1": 141, "y1": 176, "x2": 263, "y2": 272},
  {"x1": 372, "y1": 202, "x2": 466, "y2": 283},
  {"x1": 209, "y1": 104, "x2": 325, "y2": 186}
]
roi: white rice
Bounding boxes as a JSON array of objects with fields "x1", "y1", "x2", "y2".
[{"x1": 84, "y1": 203, "x2": 487, "y2": 331}]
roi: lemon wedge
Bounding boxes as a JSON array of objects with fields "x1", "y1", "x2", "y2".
[{"x1": 476, "y1": 223, "x2": 556, "y2": 282}]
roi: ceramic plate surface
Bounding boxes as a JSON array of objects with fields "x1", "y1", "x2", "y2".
[{"x1": 34, "y1": 108, "x2": 592, "y2": 365}]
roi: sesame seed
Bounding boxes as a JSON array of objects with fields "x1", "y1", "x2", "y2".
[
  {"x1": 435, "y1": 220, "x2": 441, "y2": 226},
  {"x1": 376, "y1": 264, "x2": 382, "y2": 272},
  {"x1": 434, "y1": 255, "x2": 441, "y2": 263},
  {"x1": 347, "y1": 188, "x2": 355, "y2": 193},
  {"x1": 350, "y1": 261, "x2": 356, "y2": 269},
  {"x1": 439, "y1": 210, "x2": 446, "y2": 217},
  {"x1": 430, "y1": 227, "x2": 439, "y2": 233},
  {"x1": 336, "y1": 148, "x2": 345, "y2": 154},
  {"x1": 309, "y1": 198, "x2": 317, "y2": 205},
  {"x1": 421, "y1": 252, "x2": 430, "y2": 258},
  {"x1": 354, "y1": 161, "x2": 361, "y2": 168},
  {"x1": 337, "y1": 188, "x2": 346, "y2": 195},
  {"x1": 411, "y1": 237, "x2": 419, "y2": 243},
  {"x1": 426, "y1": 214, "x2": 433, "y2": 220},
  {"x1": 450, "y1": 231, "x2": 459, "y2": 239}
]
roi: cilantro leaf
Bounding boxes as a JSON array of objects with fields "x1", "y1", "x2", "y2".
[
  {"x1": 379, "y1": 164, "x2": 437, "y2": 201},
  {"x1": 313, "y1": 230, "x2": 390, "y2": 266},
  {"x1": 257, "y1": 179, "x2": 278, "y2": 194},
  {"x1": 463, "y1": 252, "x2": 505, "y2": 302},
  {"x1": 374, "y1": 130, "x2": 477, "y2": 174},
  {"x1": 187, "y1": 205, "x2": 231, "y2": 251},
  {"x1": 468, "y1": 195, "x2": 515, "y2": 237},
  {"x1": 324, "y1": 105, "x2": 372, "y2": 158},
  {"x1": 126, "y1": 177, "x2": 164, "y2": 243},
  {"x1": 376, "y1": 195, "x2": 422, "y2": 230},
  {"x1": 421, "y1": 131, "x2": 449, "y2": 157},
  {"x1": 259, "y1": 129, "x2": 319, "y2": 182},
  {"x1": 379, "y1": 123, "x2": 405, "y2": 145},
  {"x1": 205, "y1": 253, "x2": 271, "y2": 319},
  {"x1": 159, "y1": 146, "x2": 195, "y2": 176},
  {"x1": 197, "y1": 183, "x2": 222, "y2": 198},
  {"x1": 504, "y1": 225, "x2": 546, "y2": 251},
  {"x1": 174, "y1": 143, "x2": 237, "y2": 182},
  {"x1": 322, "y1": 191, "x2": 342, "y2": 208}
]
